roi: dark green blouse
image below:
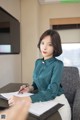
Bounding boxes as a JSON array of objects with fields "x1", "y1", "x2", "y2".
[{"x1": 30, "y1": 57, "x2": 64, "y2": 103}]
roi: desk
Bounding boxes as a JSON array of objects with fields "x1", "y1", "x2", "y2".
[{"x1": 0, "y1": 83, "x2": 62, "y2": 120}]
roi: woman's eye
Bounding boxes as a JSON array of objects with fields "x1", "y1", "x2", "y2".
[
  {"x1": 41, "y1": 42, "x2": 44, "y2": 45},
  {"x1": 48, "y1": 43, "x2": 52, "y2": 46}
]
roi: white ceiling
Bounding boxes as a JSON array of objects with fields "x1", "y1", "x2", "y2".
[
  {"x1": 38, "y1": 0, "x2": 61, "y2": 4},
  {"x1": 38, "y1": 0, "x2": 80, "y2": 4}
]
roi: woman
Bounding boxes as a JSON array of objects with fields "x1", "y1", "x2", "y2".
[{"x1": 8, "y1": 29, "x2": 71, "y2": 120}]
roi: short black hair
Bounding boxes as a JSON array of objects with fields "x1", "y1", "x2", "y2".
[{"x1": 37, "y1": 29, "x2": 62, "y2": 57}]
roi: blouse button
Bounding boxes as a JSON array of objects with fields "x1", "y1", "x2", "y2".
[{"x1": 42, "y1": 61, "x2": 45, "y2": 64}]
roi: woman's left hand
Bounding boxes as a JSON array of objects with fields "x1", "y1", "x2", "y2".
[{"x1": 8, "y1": 96, "x2": 32, "y2": 106}]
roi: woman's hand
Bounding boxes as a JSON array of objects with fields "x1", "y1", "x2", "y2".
[
  {"x1": 19, "y1": 85, "x2": 34, "y2": 94},
  {"x1": 8, "y1": 96, "x2": 32, "y2": 107},
  {"x1": 18, "y1": 85, "x2": 30, "y2": 94}
]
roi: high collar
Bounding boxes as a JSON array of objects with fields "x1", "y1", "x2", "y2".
[{"x1": 41, "y1": 57, "x2": 56, "y2": 65}]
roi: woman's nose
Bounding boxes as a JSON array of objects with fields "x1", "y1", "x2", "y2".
[
  {"x1": 43, "y1": 45, "x2": 47, "y2": 50},
  {"x1": 43, "y1": 46, "x2": 47, "y2": 50}
]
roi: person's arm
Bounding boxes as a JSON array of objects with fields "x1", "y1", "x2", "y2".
[
  {"x1": 0, "y1": 98, "x2": 31, "y2": 120},
  {"x1": 30, "y1": 61, "x2": 63, "y2": 103}
]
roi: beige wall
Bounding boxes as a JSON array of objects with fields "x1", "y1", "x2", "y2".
[
  {"x1": 21, "y1": 0, "x2": 40, "y2": 84},
  {"x1": 0, "y1": 0, "x2": 21, "y2": 87},
  {"x1": 0, "y1": 0, "x2": 20, "y2": 21},
  {"x1": 39, "y1": 3, "x2": 80, "y2": 43},
  {"x1": 39, "y1": 3, "x2": 80, "y2": 32}
]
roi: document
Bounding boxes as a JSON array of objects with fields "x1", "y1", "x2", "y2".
[
  {"x1": 0, "y1": 92, "x2": 63, "y2": 116},
  {"x1": 29, "y1": 100, "x2": 60, "y2": 116},
  {"x1": 0, "y1": 91, "x2": 33, "y2": 100}
]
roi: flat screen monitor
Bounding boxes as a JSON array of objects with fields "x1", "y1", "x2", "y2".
[{"x1": 0, "y1": 7, "x2": 20, "y2": 54}]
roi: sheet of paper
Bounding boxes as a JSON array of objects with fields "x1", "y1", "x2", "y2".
[
  {"x1": 29, "y1": 100, "x2": 58, "y2": 116},
  {"x1": 1, "y1": 91, "x2": 33, "y2": 100}
]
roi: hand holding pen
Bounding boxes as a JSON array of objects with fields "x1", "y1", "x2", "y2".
[
  {"x1": 18, "y1": 84, "x2": 34, "y2": 94},
  {"x1": 18, "y1": 84, "x2": 30, "y2": 94}
]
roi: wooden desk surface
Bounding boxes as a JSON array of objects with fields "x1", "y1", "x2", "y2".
[{"x1": 0, "y1": 83, "x2": 27, "y2": 93}]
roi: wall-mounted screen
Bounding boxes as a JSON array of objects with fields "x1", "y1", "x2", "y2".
[{"x1": 0, "y1": 7, "x2": 20, "y2": 54}]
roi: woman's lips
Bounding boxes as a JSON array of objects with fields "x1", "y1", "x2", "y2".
[{"x1": 43, "y1": 51, "x2": 47, "y2": 54}]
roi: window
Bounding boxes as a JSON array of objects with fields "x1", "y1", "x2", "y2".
[{"x1": 57, "y1": 43, "x2": 80, "y2": 73}]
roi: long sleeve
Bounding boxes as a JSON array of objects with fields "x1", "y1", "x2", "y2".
[
  {"x1": 32, "y1": 82, "x2": 38, "y2": 90},
  {"x1": 30, "y1": 58, "x2": 64, "y2": 103}
]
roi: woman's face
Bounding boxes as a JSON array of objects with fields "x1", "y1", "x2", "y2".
[{"x1": 40, "y1": 35, "x2": 54, "y2": 60}]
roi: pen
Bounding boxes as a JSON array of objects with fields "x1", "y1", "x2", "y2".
[{"x1": 18, "y1": 88, "x2": 24, "y2": 94}]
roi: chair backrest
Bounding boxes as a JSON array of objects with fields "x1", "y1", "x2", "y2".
[{"x1": 61, "y1": 66, "x2": 80, "y2": 108}]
